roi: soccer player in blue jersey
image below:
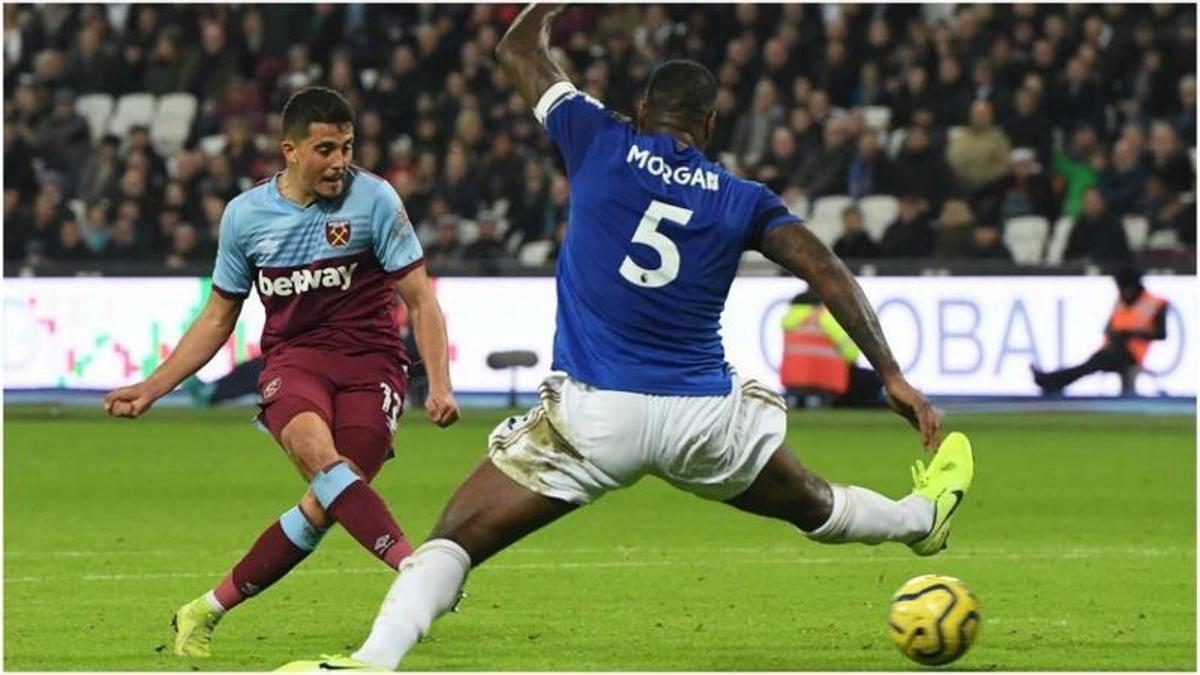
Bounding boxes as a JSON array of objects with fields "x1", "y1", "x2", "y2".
[
  {"x1": 104, "y1": 87, "x2": 459, "y2": 657},
  {"x1": 282, "y1": 6, "x2": 974, "y2": 671}
]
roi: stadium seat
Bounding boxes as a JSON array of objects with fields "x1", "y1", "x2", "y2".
[
  {"x1": 1044, "y1": 217, "x2": 1074, "y2": 264},
  {"x1": 862, "y1": 106, "x2": 891, "y2": 133},
  {"x1": 787, "y1": 194, "x2": 809, "y2": 219},
  {"x1": 887, "y1": 128, "x2": 907, "y2": 158},
  {"x1": 199, "y1": 134, "x2": 227, "y2": 158},
  {"x1": 458, "y1": 219, "x2": 480, "y2": 246},
  {"x1": 107, "y1": 93, "x2": 157, "y2": 138},
  {"x1": 75, "y1": 93, "x2": 114, "y2": 143},
  {"x1": 858, "y1": 195, "x2": 899, "y2": 241},
  {"x1": 1122, "y1": 215, "x2": 1150, "y2": 252},
  {"x1": 156, "y1": 93, "x2": 198, "y2": 123},
  {"x1": 1146, "y1": 228, "x2": 1180, "y2": 250},
  {"x1": 808, "y1": 195, "x2": 852, "y2": 248},
  {"x1": 1003, "y1": 215, "x2": 1050, "y2": 265},
  {"x1": 738, "y1": 250, "x2": 777, "y2": 276},
  {"x1": 518, "y1": 240, "x2": 553, "y2": 267}
]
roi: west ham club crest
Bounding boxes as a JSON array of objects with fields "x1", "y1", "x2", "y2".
[{"x1": 325, "y1": 220, "x2": 352, "y2": 248}]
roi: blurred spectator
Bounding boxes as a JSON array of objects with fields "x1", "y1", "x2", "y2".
[
  {"x1": 1174, "y1": 75, "x2": 1196, "y2": 142},
  {"x1": 1099, "y1": 138, "x2": 1149, "y2": 217},
  {"x1": 164, "y1": 222, "x2": 204, "y2": 270},
  {"x1": 831, "y1": 205, "x2": 880, "y2": 259},
  {"x1": 143, "y1": 27, "x2": 196, "y2": 95},
  {"x1": 971, "y1": 226, "x2": 1012, "y2": 261},
  {"x1": 423, "y1": 216, "x2": 462, "y2": 271},
  {"x1": 33, "y1": 89, "x2": 90, "y2": 179},
  {"x1": 51, "y1": 216, "x2": 93, "y2": 261},
  {"x1": 505, "y1": 159, "x2": 551, "y2": 249},
  {"x1": 933, "y1": 199, "x2": 977, "y2": 259},
  {"x1": 1064, "y1": 188, "x2": 1132, "y2": 263},
  {"x1": 754, "y1": 127, "x2": 803, "y2": 195},
  {"x1": 108, "y1": 200, "x2": 147, "y2": 259},
  {"x1": 1051, "y1": 57, "x2": 1105, "y2": 132},
  {"x1": 796, "y1": 115, "x2": 854, "y2": 199},
  {"x1": 891, "y1": 126, "x2": 952, "y2": 210},
  {"x1": 947, "y1": 100, "x2": 1011, "y2": 196},
  {"x1": 981, "y1": 147, "x2": 1057, "y2": 225},
  {"x1": 1054, "y1": 124, "x2": 1103, "y2": 219},
  {"x1": 847, "y1": 129, "x2": 894, "y2": 199},
  {"x1": 1148, "y1": 121, "x2": 1194, "y2": 194},
  {"x1": 439, "y1": 144, "x2": 481, "y2": 218},
  {"x1": 730, "y1": 79, "x2": 784, "y2": 168},
  {"x1": 879, "y1": 194, "x2": 936, "y2": 258},
  {"x1": 461, "y1": 210, "x2": 512, "y2": 274},
  {"x1": 1002, "y1": 86, "x2": 1053, "y2": 168}
]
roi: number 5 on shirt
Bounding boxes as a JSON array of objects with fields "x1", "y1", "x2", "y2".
[{"x1": 619, "y1": 200, "x2": 694, "y2": 289}]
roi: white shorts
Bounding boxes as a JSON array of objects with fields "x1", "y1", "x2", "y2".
[{"x1": 487, "y1": 371, "x2": 788, "y2": 504}]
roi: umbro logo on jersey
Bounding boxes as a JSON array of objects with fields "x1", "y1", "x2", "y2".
[
  {"x1": 257, "y1": 262, "x2": 358, "y2": 297},
  {"x1": 325, "y1": 220, "x2": 352, "y2": 248}
]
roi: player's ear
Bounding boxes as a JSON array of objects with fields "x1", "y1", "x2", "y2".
[
  {"x1": 704, "y1": 110, "x2": 717, "y2": 146},
  {"x1": 280, "y1": 137, "x2": 297, "y2": 166},
  {"x1": 636, "y1": 100, "x2": 647, "y2": 129}
]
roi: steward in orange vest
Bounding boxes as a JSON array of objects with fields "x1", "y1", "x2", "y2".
[
  {"x1": 780, "y1": 291, "x2": 883, "y2": 407},
  {"x1": 1032, "y1": 267, "x2": 1167, "y2": 395}
]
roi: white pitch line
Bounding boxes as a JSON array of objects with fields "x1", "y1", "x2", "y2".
[{"x1": 4, "y1": 547, "x2": 1191, "y2": 585}]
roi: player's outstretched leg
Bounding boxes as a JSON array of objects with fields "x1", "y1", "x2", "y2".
[
  {"x1": 725, "y1": 433, "x2": 973, "y2": 554},
  {"x1": 173, "y1": 423, "x2": 398, "y2": 657},
  {"x1": 278, "y1": 459, "x2": 578, "y2": 671},
  {"x1": 171, "y1": 499, "x2": 328, "y2": 657}
]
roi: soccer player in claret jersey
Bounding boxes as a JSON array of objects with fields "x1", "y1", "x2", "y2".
[
  {"x1": 281, "y1": 6, "x2": 973, "y2": 671},
  {"x1": 103, "y1": 86, "x2": 459, "y2": 658}
]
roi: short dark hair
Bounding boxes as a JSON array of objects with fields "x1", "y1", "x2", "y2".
[
  {"x1": 282, "y1": 87, "x2": 354, "y2": 140},
  {"x1": 643, "y1": 60, "x2": 718, "y2": 121}
]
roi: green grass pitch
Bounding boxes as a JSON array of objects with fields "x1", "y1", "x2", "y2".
[{"x1": 4, "y1": 405, "x2": 1195, "y2": 671}]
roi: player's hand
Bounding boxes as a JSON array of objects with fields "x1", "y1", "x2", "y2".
[
  {"x1": 883, "y1": 377, "x2": 942, "y2": 452},
  {"x1": 103, "y1": 381, "x2": 159, "y2": 419},
  {"x1": 425, "y1": 389, "x2": 460, "y2": 428}
]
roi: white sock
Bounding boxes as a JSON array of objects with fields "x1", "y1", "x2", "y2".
[
  {"x1": 806, "y1": 484, "x2": 933, "y2": 545},
  {"x1": 203, "y1": 590, "x2": 227, "y2": 615},
  {"x1": 352, "y1": 538, "x2": 472, "y2": 669}
]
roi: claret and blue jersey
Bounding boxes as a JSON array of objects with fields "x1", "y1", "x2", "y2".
[
  {"x1": 210, "y1": 167, "x2": 424, "y2": 359},
  {"x1": 536, "y1": 82, "x2": 801, "y2": 396}
]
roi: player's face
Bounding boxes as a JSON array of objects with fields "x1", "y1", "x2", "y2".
[{"x1": 287, "y1": 122, "x2": 354, "y2": 200}]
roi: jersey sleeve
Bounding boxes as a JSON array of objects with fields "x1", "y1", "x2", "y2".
[
  {"x1": 745, "y1": 183, "x2": 803, "y2": 251},
  {"x1": 371, "y1": 179, "x2": 425, "y2": 278},
  {"x1": 535, "y1": 81, "x2": 621, "y2": 174},
  {"x1": 211, "y1": 203, "x2": 251, "y2": 298}
]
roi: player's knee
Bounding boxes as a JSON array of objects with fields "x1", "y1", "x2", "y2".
[{"x1": 280, "y1": 415, "x2": 339, "y2": 477}]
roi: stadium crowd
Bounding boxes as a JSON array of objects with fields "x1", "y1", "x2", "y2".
[{"x1": 3, "y1": 3, "x2": 1196, "y2": 272}]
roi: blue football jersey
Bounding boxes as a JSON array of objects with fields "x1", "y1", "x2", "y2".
[{"x1": 536, "y1": 82, "x2": 801, "y2": 396}]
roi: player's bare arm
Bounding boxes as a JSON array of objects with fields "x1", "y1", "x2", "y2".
[
  {"x1": 761, "y1": 223, "x2": 942, "y2": 449},
  {"x1": 104, "y1": 291, "x2": 243, "y2": 418},
  {"x1": 394, "y1": 267, "x2": 459, "y2": 428},
  {"x1": 495, "y1": 3, "x2": 570, "y2": 107}
]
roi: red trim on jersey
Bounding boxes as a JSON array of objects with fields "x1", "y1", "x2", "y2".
[
  {"x1": 212, "y1": 284, "x2": 249, "y2": 300},
  {"x1": 386, "y1": 257, "x2": 426, "y2": 281}
]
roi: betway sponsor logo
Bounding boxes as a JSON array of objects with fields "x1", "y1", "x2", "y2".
[
  {"x1": 625, "y1": 144, "x2": 719, "y2": 191},
  {"x1": 257, "y1": 262, "x2": 358, "y2": 297}
]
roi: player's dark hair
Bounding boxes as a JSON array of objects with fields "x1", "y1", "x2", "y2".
[
  {"x1": 642, "y1": 60, "x2": 718, "y2": 122},
  {"x1": 282, "y1": 87, "x2": 354, "y2": 140}
]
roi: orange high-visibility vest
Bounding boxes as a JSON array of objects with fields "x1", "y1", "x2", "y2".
[
  {"x1": 780, "y1": 308, "x2": 850, "y2": 394},
  {"x1": 1107, "y1": 291, "x2": 1166, "y2": 365}
]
